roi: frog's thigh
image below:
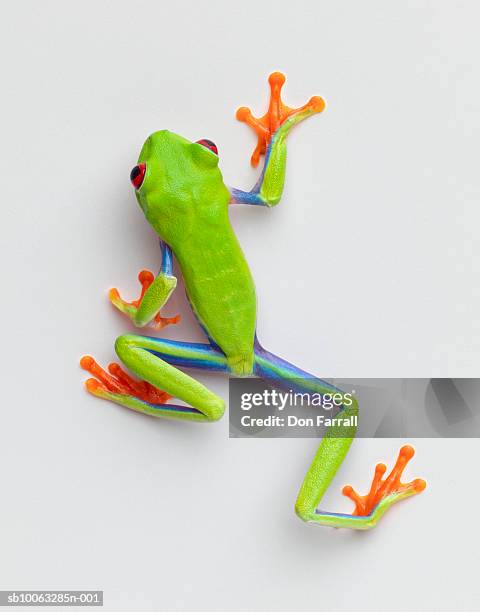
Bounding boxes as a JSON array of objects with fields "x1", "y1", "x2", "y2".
[{"x1": 114, "y1": 334, "x2": 228, "y2": 421}]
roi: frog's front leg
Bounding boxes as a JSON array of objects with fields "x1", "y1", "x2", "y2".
[
  {"x1": 109, "y1": 241, "x2": 179, "y2": 330},
  {"x1": 81, "y1": 336, "x2": 227, "y2": 421},
  {"x1": 230, "y1": 72, "x2": 325, "y2": 207}
]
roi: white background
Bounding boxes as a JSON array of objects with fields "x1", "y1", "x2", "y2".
[{"x1": 1, "y1": 1, "x2": 480, "y2": 610}]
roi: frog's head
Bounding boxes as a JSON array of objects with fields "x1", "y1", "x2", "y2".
[{"x1": 129, "y1": 130, "x2": 229, "y2": 244}]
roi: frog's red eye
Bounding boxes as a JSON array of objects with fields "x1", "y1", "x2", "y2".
[
  {"x1": 196, "y1": 139, "x2": 218, "y2": 156},
  {"x1": 130, "y1": 163, "x2": 146, "y2": 189}
]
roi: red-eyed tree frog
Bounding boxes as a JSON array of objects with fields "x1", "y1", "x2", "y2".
[{"x1": 81, "y1": 73, "x2": 425, "y2": 529}]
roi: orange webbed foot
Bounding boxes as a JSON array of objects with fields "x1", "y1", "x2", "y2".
[
  {"x1": 109, "y1": 270, "x2": 180, "y2": 329},
  {"x1": 342, "y1": 445, "x2": 427, "y2": 517},
  {"x1": 80, "y1": 355, "x2": 171, "y2": 405},
  {"x1": 236, "y1": 71, "x2": 325, "y2": 167}
]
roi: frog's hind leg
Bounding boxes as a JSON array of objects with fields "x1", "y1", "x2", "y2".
[
  {"x1": 254, "y1": 344, "x2": 426, "y2": 529},
  {"x1": 80, "y1": 335, "x2": 228, "y2": 422}
]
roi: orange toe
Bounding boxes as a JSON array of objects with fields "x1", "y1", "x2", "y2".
[
  {"x1": 154, "y1": 313, "x2": 181, "y2": 329},
  {"x1": 81, "y1": 355, "x2": 171, "y2": 405},
  {"x1": 109, "y1": 288, "x2": 121, "y2": 302},
  {"x1": 85, "y1": 378, "x2": 107, "y2": 394}
]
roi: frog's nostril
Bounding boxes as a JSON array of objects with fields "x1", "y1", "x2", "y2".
[{"x1": 130, "y1": 163, "x2": 146, "y2": 189}]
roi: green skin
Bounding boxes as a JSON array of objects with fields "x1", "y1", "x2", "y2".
[
  {"x1": 137, "y1": 133, "x2": 256, "y2": 376},
  {"x1": 91, "y1": 103, "x2": 418, "y2": 529}
]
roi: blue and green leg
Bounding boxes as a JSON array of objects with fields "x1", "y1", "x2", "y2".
[
  {"x1": 81, "y1": 336, "x2": 227, "y2": 422},
  {"x1": 108, "y1": 241, "x2": 180, "y2": 330},
  {"x1": 254, "y1": 345, "x2": 426, "y2": 529}
]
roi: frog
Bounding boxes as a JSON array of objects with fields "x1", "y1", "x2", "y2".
[{"x1": 81, "y1": 72, "x2": 426, "y2": 529}]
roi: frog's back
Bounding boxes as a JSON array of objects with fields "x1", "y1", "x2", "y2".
[
  {"x1": 173, "y1": 217, "x2": 257, "y2": 376},
  {"x1": 138, "y1": 131, "x2": 256, "y2": 374}
]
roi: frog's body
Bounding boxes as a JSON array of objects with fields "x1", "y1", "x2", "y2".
[
  {"x1": 137, "y1": 131, "x2": 256, "y2": 375},
  {"x1": 81, "y1": 73, "x2": 425, "y2": 530}
]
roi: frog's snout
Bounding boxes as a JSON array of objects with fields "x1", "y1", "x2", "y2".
[{"x1": 130, "y1": 163, "x2": 146, "y2": 190}]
